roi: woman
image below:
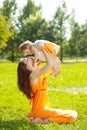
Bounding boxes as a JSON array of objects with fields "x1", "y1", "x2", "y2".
[{"x1": 17, "y1": 49, "x2": 78, "y2": 124}]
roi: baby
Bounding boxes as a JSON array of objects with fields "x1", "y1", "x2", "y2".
[{"x1": 19, "y1": 40, "x2": 61, "y2": 77}]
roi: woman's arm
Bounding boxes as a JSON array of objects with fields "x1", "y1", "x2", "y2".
[{"x1": 30, "y1": 49, "x2": 53, "y2": 80}]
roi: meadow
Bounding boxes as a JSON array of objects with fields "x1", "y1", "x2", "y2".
[{"x1": 0, "y1": 61, "x2": 87, "y2": 130}]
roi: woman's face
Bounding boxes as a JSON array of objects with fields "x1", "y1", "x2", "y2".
[{"x1": 23, "y1": 57, "x2": 37, "y2": 71}]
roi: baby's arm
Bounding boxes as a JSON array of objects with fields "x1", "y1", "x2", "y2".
[{"x1": 33, "y1": 40, "x2": 44, "y2": 50}]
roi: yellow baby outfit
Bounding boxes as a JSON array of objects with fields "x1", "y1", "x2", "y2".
[{"x1": 34, "y1": 40, "x2": 60, "y2": 61}]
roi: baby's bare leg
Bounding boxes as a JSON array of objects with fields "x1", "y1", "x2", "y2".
[
  {"x1": 52, "y1": 60, "x2": 61, "y2": 76},
  {"x1": 51, "y1": 59, "x2": 61, "y2": 77},
  {"x1": 50, "y1": 49, "x2": 61, "y2": 77}
]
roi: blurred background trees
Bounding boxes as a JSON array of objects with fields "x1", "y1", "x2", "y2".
[{"x1": 0, "y1": 0, "x2": 87, "y2": 62}]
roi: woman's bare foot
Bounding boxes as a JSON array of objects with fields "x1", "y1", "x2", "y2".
[
  {"x1": 31, "y1": 117, "x2": 43, "y2": 123},
  {"x1": 31, "y1": 117, "x2": 51, "y2": 124}
]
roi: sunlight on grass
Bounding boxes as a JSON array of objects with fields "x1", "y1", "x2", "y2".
[
  {"x1": 0, "y1": 62, "x2": 87, "y2": 130},
  {"x1": 47, "y1": 63, "x2": 87, "y2": 88}
]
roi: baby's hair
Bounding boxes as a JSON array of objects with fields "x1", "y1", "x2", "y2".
[{"x1": 19, "y1": 40, "x2": 32, "y2": 51}]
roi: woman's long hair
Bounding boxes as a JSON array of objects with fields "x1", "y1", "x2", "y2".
[{"x1": 17, "y1": 61, "x2": 32, "y2": 99}]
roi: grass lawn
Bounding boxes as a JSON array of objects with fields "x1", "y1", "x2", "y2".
[{"x1": 0, "y1": 61, "x2": 87, "y2": 130}]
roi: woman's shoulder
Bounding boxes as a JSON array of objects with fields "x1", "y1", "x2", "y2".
[
  {"x1": 29, "y1": 70, "x2": 40, "y2": 84},
  {"x1": 30, "y1": 77, "x2": 39, "y2": 85},
  {"x1": 30, "y1": 72, "x2": 45, "y2": 84}
]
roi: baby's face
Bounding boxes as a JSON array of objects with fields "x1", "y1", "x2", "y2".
[
  {"x1": 23, "y1": 48, "x2": 33, "y2": 55},
  {"x1": 23, "y1": 48, "x2": 30, "y2": 55}
]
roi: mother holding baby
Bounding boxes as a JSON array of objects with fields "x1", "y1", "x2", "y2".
[{"x1": 17, "y1": 40, "x2": 78, "y2": 124}]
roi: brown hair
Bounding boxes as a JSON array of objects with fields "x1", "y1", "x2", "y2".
[
  {"x1": 17, "y1": 60, "x2": 32, "y2": 99},
  {"x1": 19, "y1": 40, "x2": 32, "y2": 52}
]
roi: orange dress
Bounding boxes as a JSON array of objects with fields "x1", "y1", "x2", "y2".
[{"x1": 30, "y1": 75, "x2": 78, "y2": 124}]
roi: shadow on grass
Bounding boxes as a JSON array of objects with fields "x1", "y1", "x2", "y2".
[{"x1": 0, "y1": 118, "x2": 46, "y2": 130}]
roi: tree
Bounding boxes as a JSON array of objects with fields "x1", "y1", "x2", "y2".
[
  {"x1": 0, "y1": 0, "x2": 18, "y2": 62},
  {"x1": 53, "y1": 1, "x2": 69, "y2": 61},
  {"x1": 78, "y1": 21, "x2": 87, "y2": 56},
  {"x1": 42, "y1": 20, "x2": 56, "y2": 42},
  {"x1": 17, "y1": 0, "x2": 48, "y2": 45},
  {"x1": 0, "y1": 12, "x2": 11, "y2": 49},
  {"x1": 0, "y1": 0, "x2": 17, "y2": 18},
  {"x1": 68, "y1": 10, "x2": 87, "y2": 57},
  {"x1": 69, "y1": 22, "x2": 81, "y2": 56},
  {"x1": 17, "y1": 0, "x2": 41, "y2": 29},
  {"x1": 18, "y1": 13, "x2": 47, "y2": 41},
  {"x1": 67, "y1": 9, "x2": 80, "y2": 57}
]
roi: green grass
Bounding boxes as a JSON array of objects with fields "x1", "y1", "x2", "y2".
[{"x1": 0, "y1": 62, "x2": 87, "y2": 130}]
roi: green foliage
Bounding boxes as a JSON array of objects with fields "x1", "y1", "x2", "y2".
[
  {"x1": 18, "y1": 0, "x2": 41, "y2": 28},
  {"x1": 21, "y1": 0, "x2": 41, "y2": 19},
  {"x1": 68, "y1": 16, "x2": 87, "y2": 57},
  {"x1": 0, "y1": 62, "x2": 87, "y2": 130},
  {"x1": 0, "y1": 12, "x2": 11, "y2": 49},
  {"x1": 0, "y1": 0, "x2": 18, "y2": 61},
  {"x1": 0, "y1": 0, "x2": 87, "y2": 61},
  {"x1": 18, "y1": 13, "x2": 48, "y2": 42},
  {"x1": 78, "y1": 22, "x2": 87, "y2": 56},
  {"x1": 68, "y1": 22, "x2": 81, "y2": 56},
  {"x1": 53, "y1": 1, "x2": 69, "y2": 43},
  {"x1": 0, "y1": 0, "x2": 17, "y2": 18},
  {"x1": 52, "y1": 1, "x2": 69, "y2": 61}
]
